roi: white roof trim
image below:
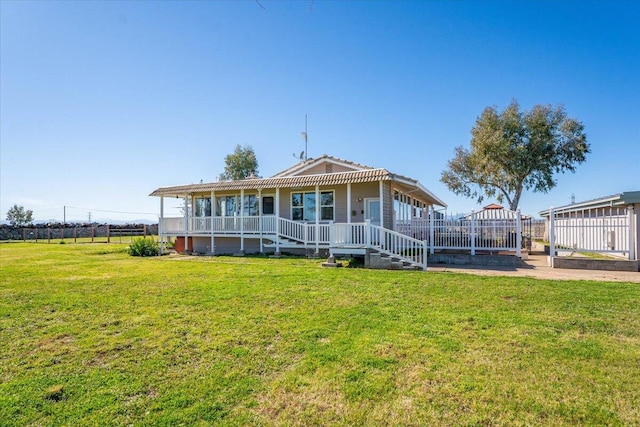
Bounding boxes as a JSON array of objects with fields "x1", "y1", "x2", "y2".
[{"x1": 271, "y1": 155, "x2": 372, "y2": 177}]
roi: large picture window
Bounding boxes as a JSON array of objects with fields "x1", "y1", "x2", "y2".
[
  {"x1": 195, "y1": 197, "x2": 211, "y2": 217},
  {"x1": 216, "y1": 196, "x2": 237, "y2": 217},
  {"x1": 243, "y1": 195, "x2": 258, "y2": 216},
  {"x1": 291, "y1": 191, "x2": 334, "y2": 221},
  {"x1": 214, "y1": 194, "x2": 259, "y2": 216}
]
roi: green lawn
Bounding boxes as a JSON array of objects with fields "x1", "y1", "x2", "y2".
[{"x1": 1, "y1": 243, "x2": 639, "y2": 426}]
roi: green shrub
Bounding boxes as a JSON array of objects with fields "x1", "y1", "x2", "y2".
[{"x1": 128, "y1": 238, "x2": 160, "y2": 257}]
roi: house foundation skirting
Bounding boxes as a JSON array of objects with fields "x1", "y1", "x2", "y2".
[
  {"x1": 428, "y1": 253, "x2": 523, "y2": 267},
  {"x1": 550, "y1": 257, "x2": 639, "y2": 272}
]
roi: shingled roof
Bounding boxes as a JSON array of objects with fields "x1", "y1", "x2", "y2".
[
  {"x1": 150, "y1": 155, "x2": 447, "y2": 207},
  {"x1": 151, "y1": 168, "x2": 394, "y2": 197}
]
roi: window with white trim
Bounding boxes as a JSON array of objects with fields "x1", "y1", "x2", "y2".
[
  {"x1": 243, "y1": 195, "x2": 258, "y2": 216},
  {"x1": 262, "y1": 196, "x2": 275, "y2": 215},
  {"x1": 291, "y1": 191, "x2": 334, "y2": 221},
  {"x1": 195, "y1": 197, "x2": 211, "y2": 217},
  {"x1": 214, "y1": 194, "x2": 259, "y2": 216}
]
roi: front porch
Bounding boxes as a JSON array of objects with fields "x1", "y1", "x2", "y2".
[{"x1": 159, "y1": 208, "x2": 526, "y2": 271}]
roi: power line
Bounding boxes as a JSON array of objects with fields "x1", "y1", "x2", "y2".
[{"x1": 65, "y1": 206, "x2": 157, "y2": 215}]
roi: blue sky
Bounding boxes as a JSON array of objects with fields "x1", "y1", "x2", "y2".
[{"x1": 1, "y1": 0, "x2": 638, "y2": 222}]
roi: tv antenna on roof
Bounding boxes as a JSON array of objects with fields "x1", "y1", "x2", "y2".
[
  {"x1": 293, "y1": 115, "x2": 308, "y2": 162},
  {"x1": 301, "y1": 114, "x2": 308, "y2": 161}
]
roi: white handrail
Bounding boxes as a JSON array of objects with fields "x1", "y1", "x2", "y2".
[
  {"x1": 331, "y1": 222, "x2": 426, "y2": 270},
  {"x1": 278, "y1": 217, "x2": 307, "y2": 243},
  {"x1": 370, "y1": 223, "x2": 427, "y2": 270}
]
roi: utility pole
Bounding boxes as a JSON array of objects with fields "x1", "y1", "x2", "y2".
[{"x1": 88, "y1": 212, "x2": 92, "y2": 223}]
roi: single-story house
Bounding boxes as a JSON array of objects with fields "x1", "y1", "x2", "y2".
[
  {"x1": 150, "y1": 155, "x2": 447, "y2": 269},
  {"x1": 539, "y1": 191, "x2": 640, "y2": 260}
]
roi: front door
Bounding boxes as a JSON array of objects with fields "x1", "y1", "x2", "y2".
[{"x1": 365, "y1": 199, "x2": 381, "y2": 226}]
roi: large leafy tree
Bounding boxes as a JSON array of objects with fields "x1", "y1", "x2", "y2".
[
  {"x1": 441, "y1": 101, "x2": 589, "y2": 211},
  {"x1": 219, "y1": 145, "x2": 259, "y2": 181},
  {"x1": 6, "y1": 204, "x2": 34, "y2": 226}
]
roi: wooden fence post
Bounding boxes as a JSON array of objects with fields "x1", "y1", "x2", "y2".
[
  {"x1": 47, "y1": 228, "x2": 51, "y2": 243},
  {"x1": 107, "y1": 225, "x2": 110, "y2": 243},
  {"x1": 23, "y1": 228, "x2": 26, "y2": 242},
  {"x1": 74, "y1": 227, "x2": 77, "y2": 243},
  {"x1": 91, "y1": 226, "x2": 94, "y2": 243}
]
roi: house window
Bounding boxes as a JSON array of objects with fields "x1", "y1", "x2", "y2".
[
  {"x1": 215, "y1": 196, "x2": 237, "y2": 216},
  {"x1": 195, "y1": 197, "x2": 211, "y2": 217},
  {"x1": 262, "y1": 196, "x2": 274, "y2": 215},
  {"x1": 243, "y1": 195, "x2": 258, "y2": 216},
  {"x1": 291, "y1": 191, "x2": 334, "y2": 221},
  {"x1": 215, "y1": 195, "x2": 259, "y2": 216}
]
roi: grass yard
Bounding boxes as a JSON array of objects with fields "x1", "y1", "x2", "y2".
[{"x1": 1, "y1": 243, "x2": 639, "y2": 426}]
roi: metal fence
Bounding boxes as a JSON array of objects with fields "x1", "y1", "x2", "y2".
[
  {"x1": 549, "y1": 206, "x2": 634, "y2": 259},
  {"x1": 530, "y1": 219, "x2": 546, "y2": 241},
  {"x1": 0, "y1": 224, "x2": 157, "y2": 243}
]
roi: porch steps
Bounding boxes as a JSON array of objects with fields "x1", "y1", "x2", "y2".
[{"x1": 367, "y1": 251, "x2": 423, "y2": 271}]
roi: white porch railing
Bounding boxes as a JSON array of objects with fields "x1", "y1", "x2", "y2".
[
  {"x1": 331, "y1": 223, "x2": 368, "y2": 246},
  {"x1": 330, "y1": 222, "x2": 427, "y2": 270},
  {"x1": 395, "y1": 219, "x2": 430, "y2": 240},
  {"x1": 161, "y1": 217, "x2": 185, "y2": 233},
  {"x1": 278, "y1": 217, "x2": 306, "y2": 243},
  {"x1": 277, "y1": 218, "x2": 331, "y2": 244},
  {"x1": 161, "y1": 216, "x2": 277, "y2": 235},
  {"x1": 407, "y1": 210, "x2": 522, "y2": 256}
]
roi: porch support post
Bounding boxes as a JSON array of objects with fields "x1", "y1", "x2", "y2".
[
  {"x1": 239, "y1": 189, "x2": 245, "y2": 255},
  {"x1": 429, "y1": 205, "x2": 435, "y2": 255},
  {"x1": 347, "y1": 183, "x2": 352, "y2": 224},
  {"x1": 379, "y1": 181, "x2": 384, "y2": 229},
  {"x1": 549, "y1": 207, "x2": 555, "y2": 266},
  {"x1": 628, "y1": 205, "x2": 636, "y2": 261},
  {"x1": 516, "y1": 208, "x2": 522, "y2": 257},
  {"x1": 210, "y1": 191, "x2": 215, "y2": 255},
  {"x1": 275, "y1": 188, "x2": 281, "y2": 256},
  {"x1": 259, "y1": 189, "x2": 263, "y2": 254},
  {"x1": 315, "y1": 184, "x2": 320, "y2": 256},
  {"x1": 402, "y1": 193, "x2": 407, "y2": 231},
  {"x1": 159, "y1": 196, "x2": 164, "y2": 254},
  {"x1": 184, "y1": 195, "x2": 189, "y2": 254}
]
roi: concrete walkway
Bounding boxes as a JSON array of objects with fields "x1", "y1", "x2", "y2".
[{"x1": 428, "y1": 254, "x2": 640, "y2": 283}]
